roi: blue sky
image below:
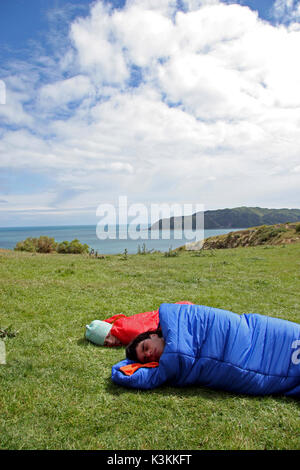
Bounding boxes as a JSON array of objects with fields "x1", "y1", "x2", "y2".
[{"x1": 0, "y1": 0, "x2": 300, "y2": 226}]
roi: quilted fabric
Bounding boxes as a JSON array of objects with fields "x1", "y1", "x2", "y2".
[
  {"x1": 111, "y1": 303, "x2": 300, "y2": 396},
  {"x1": 104, "y1": 301, "x2": 193, "y2": 345}
]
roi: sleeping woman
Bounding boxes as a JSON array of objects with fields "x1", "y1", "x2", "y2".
[{"x1": 111, "y1": 303, "x2": 300, "y2": 397}]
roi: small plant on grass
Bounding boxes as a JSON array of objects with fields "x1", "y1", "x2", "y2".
[
  {"x1": 164, "y1": 247, "x2": 178, "y2": 257},
  {"x1": 0, "y1": 325, "x2": 18, "y2": 339},
  {"x1": 137, "y1": 243, "x2": 153, "y2": 255},
  {"x1": 55, "y1": 266, "x2": 75, "y2": 276},
  {"x1": 193, "y1": 248, "x2": 216, "y2": 257}
]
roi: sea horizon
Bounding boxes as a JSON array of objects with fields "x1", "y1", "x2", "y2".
[{"x1": 0, "y1": 224, "x2": 244, "y2": 254}]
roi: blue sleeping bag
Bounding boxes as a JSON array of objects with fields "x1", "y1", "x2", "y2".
[{"x1": 111, "y1": 303, "x2": 300, "y2": 396}]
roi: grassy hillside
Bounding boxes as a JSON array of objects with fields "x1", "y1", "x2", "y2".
[
  {"x1": 0, "y1": 245, "x2": 299, "y2": 450},
  {"x1": 184, "y1": 222, "x2": 300, "y2": 251}
]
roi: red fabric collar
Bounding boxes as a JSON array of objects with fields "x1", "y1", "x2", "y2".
[{"x1": 120, "y1": 362, "x2": 159, "y2": 376}]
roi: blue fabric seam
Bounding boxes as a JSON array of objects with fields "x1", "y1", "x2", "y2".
[{"x1": 163, "y1": 352, "x2": 294, "y2": 379}]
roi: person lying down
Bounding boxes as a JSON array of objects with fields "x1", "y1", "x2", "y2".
[
  {"x1": 85, "y1": 301, "x2": 193, "y2": 347},
  {"x1": 111, "y1": 303, "x2": 300, "y2": 397}
]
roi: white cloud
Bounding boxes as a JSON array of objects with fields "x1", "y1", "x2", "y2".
[
  {"x1": 1, "y1": 0, "x2": 300, "y2": 224},
  {"x1": 70, "y1": 2, "x2": 129, "y2": 84},
  {"x1": 0, "y1": 85, "x2": 33, "y2": 127},
  {"x1": 38, "y1": 75, "x2": 94, "y2": 109},
  {"x1": 112, "y1": 5, "x2": 175, "y2": 68},
  {"x1": 272, "y1": 0, "x2": 300, "y2": 22}
]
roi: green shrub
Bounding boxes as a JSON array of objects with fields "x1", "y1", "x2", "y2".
[
  {"x1": 68, "y1": 239, "x2": 89, "y2": 254},
  {"x1": 253, "y1": 225, "x2": 287, "y2": 244},
  {"x1": 14, "y1": 237, "x2": 38, "y2": 252},
  {"x1": 56, "y1": 239, "x2": 89, "y2": 254},
  {"x1": 36, "y1": 236, "x2": 57, "y2": 253},
  {"x1": 56, "y1": 240, "x2": 70, "y2": 254},
  {"x1": 15, "y1": 237, "x2": 88, "y2": 254},
  {"x1": 295, "y1": 224, "x2": 300, "y2": 233},
  {"x1": 15, "y1": 236, "x2": 57, "y2": 253}
]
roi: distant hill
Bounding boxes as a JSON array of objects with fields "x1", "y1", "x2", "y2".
[{"x1": 149, "y1": 206, "x2": 300, "y2": 230}]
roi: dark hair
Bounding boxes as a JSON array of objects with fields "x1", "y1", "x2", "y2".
[{"x1": 126, "y1": 328, "x2": 162, "y2": 362}]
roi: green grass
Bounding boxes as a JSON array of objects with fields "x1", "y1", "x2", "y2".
[{"x1": 0, "y1": 244, "x2": 299, "y2": 450}]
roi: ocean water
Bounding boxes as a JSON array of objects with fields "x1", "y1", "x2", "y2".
[{"x1": 0, "y1": 225, "x2": 243, "y2": 254}]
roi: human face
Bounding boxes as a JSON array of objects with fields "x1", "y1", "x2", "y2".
[
  {"x1": 104, "y1": 332, "x2": 122, "y2": 347},
  {"x1": 136, "y1": 334, "x2": 165, "y2": 363}
]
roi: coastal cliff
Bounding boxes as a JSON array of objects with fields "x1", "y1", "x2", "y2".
[{"x1": 185, "y1": 222, "x2": 300, "y2": 250}]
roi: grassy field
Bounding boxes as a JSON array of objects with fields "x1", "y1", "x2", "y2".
[{"x1": 0, "y1": 244, "x2": 299, "y2": 450}]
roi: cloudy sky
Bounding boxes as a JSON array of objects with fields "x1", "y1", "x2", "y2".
[{"x1": 0, "y1": 0, "x2": 300, "y2": 227}]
